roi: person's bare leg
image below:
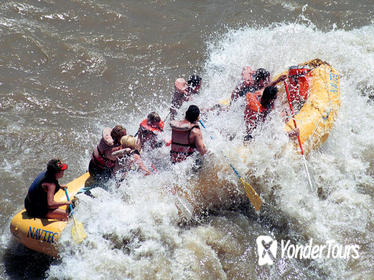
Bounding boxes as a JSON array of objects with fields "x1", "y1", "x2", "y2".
[{"x1": 46, "y1": 208, "x2": 68, "y2": 221}]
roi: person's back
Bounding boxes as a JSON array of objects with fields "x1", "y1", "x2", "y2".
[
  {"x1": 25, "y1": 171, "x2": 57, "y2": 218},
  {"x1": 89, "y1": 125, "x2": 127, "y2": 181},
  {"x1": 25, "y1": 159, "x2": 70, "y2": 221},
  {"x1": 170, "y1": 105, "x2": 206, "y2": 163},
  {"x1": 244, "y1": 86, "x2": 278, "y2": 138}
]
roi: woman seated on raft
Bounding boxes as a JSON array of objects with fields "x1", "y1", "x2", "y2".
[
  {"x1": 113, "y1": 135, "x2": 152, "y2": 181},
  {"x1": 244, "y1": 86, "x2": 299, "y2": 141},
  {"x1": 24, "y1": 159, "x2": 71, "y2": 221}
]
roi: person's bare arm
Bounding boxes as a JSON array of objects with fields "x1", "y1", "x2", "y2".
[
  {"x1": 45, "y1": 183, "x2": 70, "y2": 209},
  {"x1": 288, "y1": 127, "x2": 300, "y2": 140},
  {"x1": 191, "y1": 128, "x2": 207, "y2": 155},
  {"x1": 112, "y1": 148, "x2": 132, "y2": 157},
  {"x1": 269, "y1": 74, "x2": 287, "y2": 87},
  {"x1": 133, "y1": 154, "x2": 152, "y2": 176}
]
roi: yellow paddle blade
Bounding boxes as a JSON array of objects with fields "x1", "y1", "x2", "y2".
[
  {"x1": 72, "y1": 217, "x2": 87, "y2": 244},
  {"x1": 240, "y1": 178, "x2": 262, "y2": 211}
]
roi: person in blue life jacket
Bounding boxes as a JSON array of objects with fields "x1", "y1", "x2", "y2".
[{"x1": 24, "y1": 159, "x2": 71, "y2": 221}]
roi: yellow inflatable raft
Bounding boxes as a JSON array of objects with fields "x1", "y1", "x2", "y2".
[
  {"x1": 282, "y1": 59, "x2": 341, "y2": 155},
  {"x1": 10, "y1": 172, "x2": 92, "y2": 257}
]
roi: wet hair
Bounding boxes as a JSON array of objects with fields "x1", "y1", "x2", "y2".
[
  {"x1": 185, "y1": 105, "x2": 200, "y2": 123},
  {"x1": 187, "y1": 74, "x2": 202, "y2": 88},
  {"x1": 261, "y1": 86, "x2": 278, "y2": 107},
  {"x1": 147, "y1": 112, "x2": 161, "y2": 123},
  {"x1": 111, "y1": 125, "x2": 127, "y2": 142},
  {"x1": 254, "y1": 68, "x2": 270, "y2": 83}
]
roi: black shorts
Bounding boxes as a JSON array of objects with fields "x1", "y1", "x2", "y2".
[{"x1": 24, "y1": 197, "x2": 47, "y2": 218}]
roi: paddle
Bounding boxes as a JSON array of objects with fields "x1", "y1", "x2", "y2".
[
  {"x1": 284, "y1": 81, "x2": 315, "y2": 192},
  {"x1": 199, "y1": 120, "x2": 262, "y2": 211},
  {"x1": 64, "y1": 188, "x2": 87, "y2": 244}
]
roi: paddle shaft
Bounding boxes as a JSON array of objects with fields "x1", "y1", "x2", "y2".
[
  {"x1": 283, "y1": 81, "x2": 304, "y2": 155},
  {"x1": 284, "y1": 81, "x2": 314, "y2": 192},
  {"x1": 199, "y1": 120, "x2": 240, "y2": 175},
  {"x1": 64, "y1": 187, "x2": 87, "y2": 244},
  {"x1": 64, "y1": 188, "x2": 78, "y2": 225},
  {"x1": 64, "y1": 188, "x2": 74, "y2": 213}
]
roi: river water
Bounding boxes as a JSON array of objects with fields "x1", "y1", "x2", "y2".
[{"x1": 1, "y1": 0, "x2": 374, "y2": 279}]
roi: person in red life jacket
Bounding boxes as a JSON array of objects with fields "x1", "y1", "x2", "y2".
[
  {"x1": 89, "y1": 125, "x2": 127, "y2": 182},
  {"x1": 244, "y1": 86, "x2": 299, "y2": 140},
  {"x1": 24, "y1": 159, "x2": 71, "y2": 221},
  {"x1": 187, "y1": 74, "x2": 202, "y2": 95},
  {"x1": 113, "y1": 135, "x2": 152, "y2": 181},
  {"x1": 170, "y1": 78, "x2": 191, "y2": 120},
  {"x1": 231, "y1": 67, "x2": 287, "y2": 103},
  {"x1": 136, "y1": 112, "x2": 166, "y2": 151},
  {"x1": 170, "y1": 105, "x2": 207, "y2": 164}
]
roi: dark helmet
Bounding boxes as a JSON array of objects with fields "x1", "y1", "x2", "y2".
[
  {"x1": 254, "y1": 68, "x2": 270, "y2": 83},
  {"x1": 187, "y1": 74, "x2": 202, "y2": 88}
]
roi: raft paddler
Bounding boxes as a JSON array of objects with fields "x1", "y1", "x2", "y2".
[
  {"x1": 244, "y1": 86, "x2": 299, "y2": 141},
  {"x1": 89, "y1": 125, "x2": 127, "y2": 182},
  {"x1": 231, "y1": 67, "x2": 287, "y2": 103},
  {"x1": 170, "y1": 105, "x2": 207, "y2": 164},
  {"x1": 24, "y1": 159, "x2": 71, "y2": 221},
  {"x1": 136, "y1": 112, "x2": 166, "y2": 151},
  {"x1": 170, "y1": 78, "x2": 191, "y2": 121}
]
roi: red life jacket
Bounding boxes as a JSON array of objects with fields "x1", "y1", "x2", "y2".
[
  {"x1": 139, "y1": 119, "x2": 164, "y2": 133},
  {"x1": 138, "y1": 119, "x2": 164, "y2": 149},
  {"x1": 244, "y1": 91, "x2": 272, "y2": 134},
  {"x1": 287, "y1": 66, "x2": 311, "y2": 105},
  {"x1": 170, "y1": 120, "x2": 200, "y2": 163},
  {"x1": 92, "y1": 135, "x2": 117, "y2": 169}
]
